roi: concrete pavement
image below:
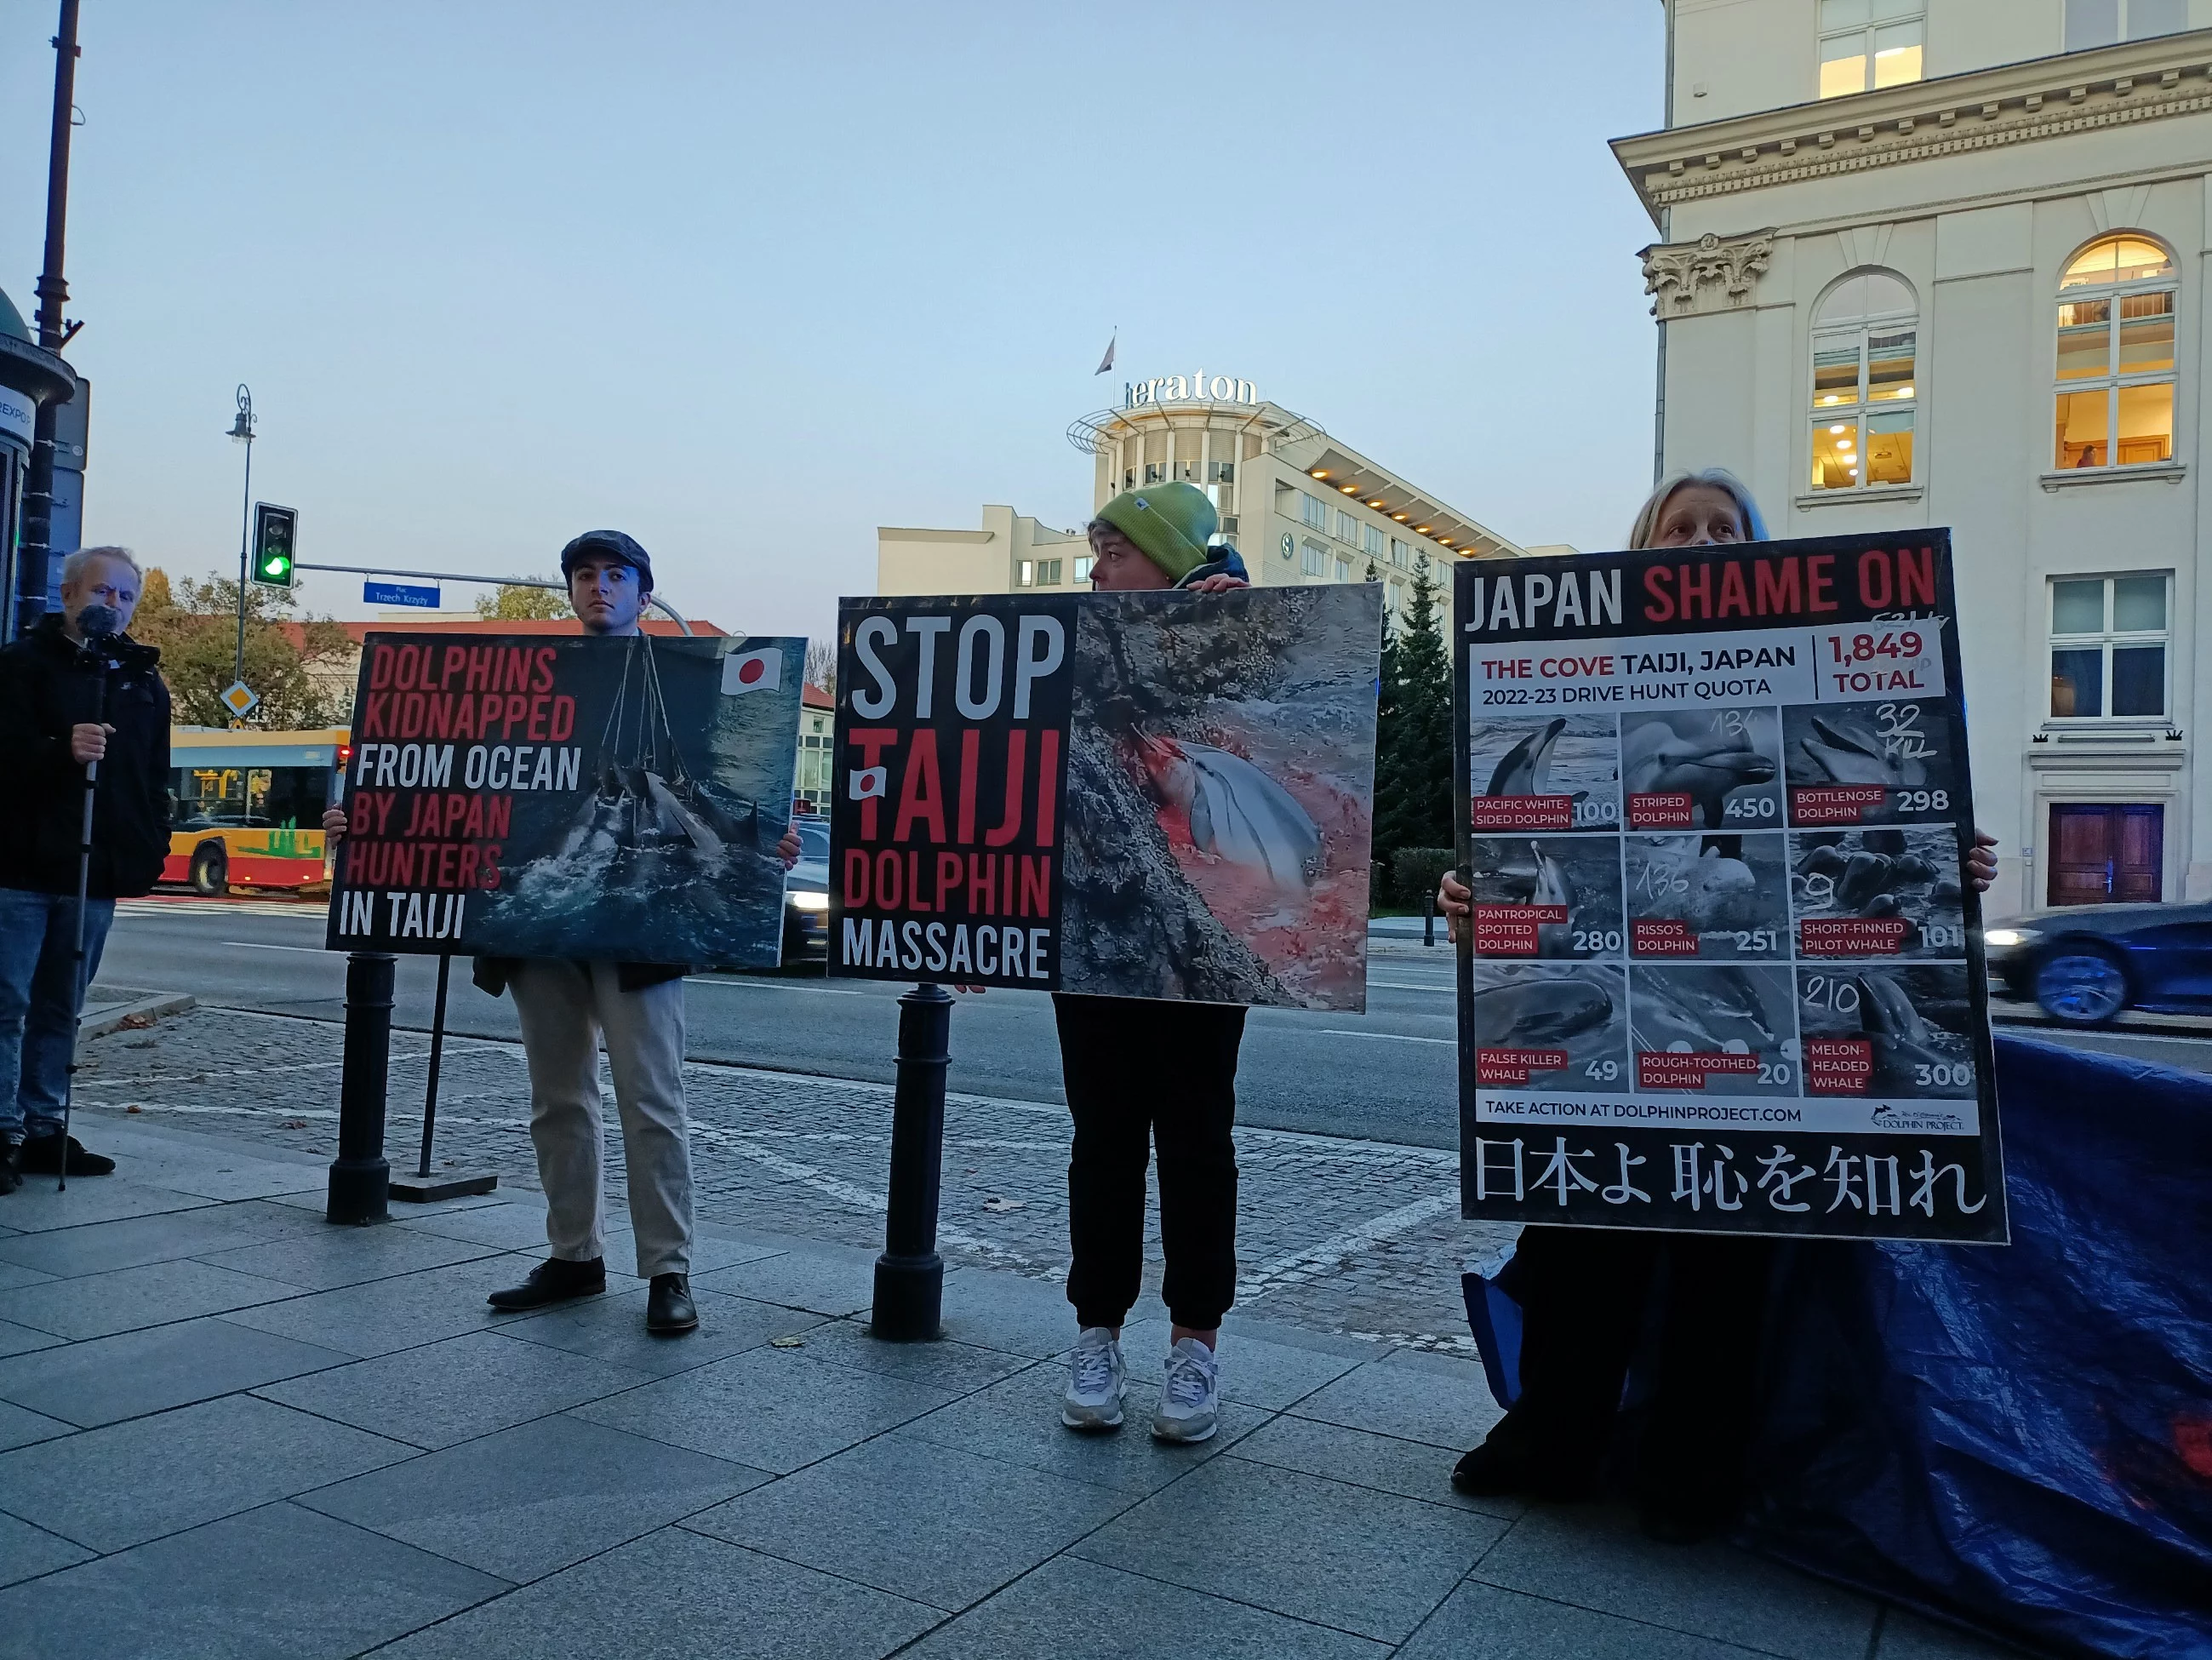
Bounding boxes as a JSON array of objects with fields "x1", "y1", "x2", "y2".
[{"x1": 0, "y1": 1113, "x2": 2026, "y2": 1659}]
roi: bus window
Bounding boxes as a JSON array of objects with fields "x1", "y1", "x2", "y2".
[
  {"x1": 174, "y1": 767, "x2": 244, "y2": 827},
  {"x1": 259, "y1": 766, "x2": 331, "y2": 827}
]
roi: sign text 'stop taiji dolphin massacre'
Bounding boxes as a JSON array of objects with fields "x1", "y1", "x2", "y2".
[{"x1": 1452, "y1": 531, "x2": 2006, "y2": 1245}]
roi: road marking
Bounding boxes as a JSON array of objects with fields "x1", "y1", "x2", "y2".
[
  {"x1": 688, "y1": 976, "x2": 862, "y2": 996},
  {"x1": 1317, "y1": 1029, "x2": 1454, "y2": 1045},
  {"x1": 220, "y1": 942, "x2": 328, "y2": 953}
]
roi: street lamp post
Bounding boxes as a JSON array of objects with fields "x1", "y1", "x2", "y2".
[{"x1": 228, "y1": 384, "x2": 254, "y2": 699}]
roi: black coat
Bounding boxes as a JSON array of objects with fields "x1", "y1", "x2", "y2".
[{"x1": 0, "y1": 615, "x2": 172, "y2": 899}]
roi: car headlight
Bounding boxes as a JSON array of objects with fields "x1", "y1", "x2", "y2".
[
  {"x1": 788, "y1": 890, "x2": 830, "y2": 912},
  {"x1": 1984, "y1": 927, "x2": 2039, "y2": 947}
]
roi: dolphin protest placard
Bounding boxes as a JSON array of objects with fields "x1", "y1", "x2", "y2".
[
  {"x1": 1452, "y1": 531, "x2": 2007, "y2": 1244},
  {"x1": 326, "y1": 631, "x2": 804, "y2": 966},
  {"x1": 830, "y1": 586, "x2": 1381, "y2": 1007}
]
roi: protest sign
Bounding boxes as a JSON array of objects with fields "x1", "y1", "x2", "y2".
[
  {"x1": 1453, "y1": 531, "x2": 2006, "y2": 1243},
  {"x1": 831, "y1": 585, "x2": 1380, "y2": 1007},
  {"x1": 326, "y1": 631, "x2": 803, "y2": 966}
]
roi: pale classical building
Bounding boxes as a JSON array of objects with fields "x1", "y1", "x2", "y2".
[
  {"x1": 876, "y1": 380, "x2": 1527, "y2": 633},
  {"x1": 1616, "y1": 3, "x2": 2212, "y2": 911}
]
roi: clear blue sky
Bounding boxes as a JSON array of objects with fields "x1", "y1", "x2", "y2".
[{"x1": 1, "y1": 1, "x2": 1666, "y2": 640}]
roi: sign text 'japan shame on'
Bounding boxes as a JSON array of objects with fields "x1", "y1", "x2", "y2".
[
  {"x1": 830, "y1": 586, "x2": 1382, "y2": 1008},
  {"x1": 1451, "y1": 530, "x2": 2007, "y2": 1245}
]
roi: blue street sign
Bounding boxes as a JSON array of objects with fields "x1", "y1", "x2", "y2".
[{"x1": 365, "y1": 580, "x2": 442, "y2": 609}]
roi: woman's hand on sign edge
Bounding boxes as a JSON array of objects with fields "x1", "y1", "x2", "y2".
[
  {"x1": 1438, "y1": 871, "x2": 1472, "y2": 947},
  {"x1": 322, "y1": 806, "x2": 348, "y2": 841},
  {"x1": 1186, "y1": 574, "x2": 1249, "y2": 592},
  {"x1": 776, "y1": 826, "x2": 801, "y2": 869},
  {"x1": 1967, "y1": 830, "x2": 1998, "y2": 894}
]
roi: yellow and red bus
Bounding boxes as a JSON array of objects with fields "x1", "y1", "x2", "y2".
[{"x1": 165, "y1": 728, "x2": 350, "y2": 896}]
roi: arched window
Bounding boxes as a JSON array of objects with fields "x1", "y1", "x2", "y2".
[
  {"x1": 2054, "y1": 235, "x2": 2176, "y2": 471},
  {"x1": 1809, "y1": 271, "x2": 1918, "y2": 492}
]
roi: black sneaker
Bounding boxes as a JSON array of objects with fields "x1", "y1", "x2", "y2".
[
  {"x1": 17, "y1": 1134, "x2": 115, "y2": 1177},
  {"x1": 646, "y1": 1272, "x2": 698, "y2": 1335},
  {"x1": 486, "y1": 1256, "x2": 606, "y2": 1311},
  {"x1": 0, "y1": 1142, "x2": 21, "y2": 1196}
]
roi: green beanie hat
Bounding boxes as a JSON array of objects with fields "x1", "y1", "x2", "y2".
[{"x1": 1095, "y1": 482, "x2": 1218, "y2": 583}]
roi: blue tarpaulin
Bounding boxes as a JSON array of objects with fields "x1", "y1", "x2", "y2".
[{"x1": 1463, "y1": 1034, "x2": 2212, "y2": 1657}]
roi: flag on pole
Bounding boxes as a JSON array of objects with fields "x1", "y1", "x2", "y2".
[
  {"x1": 721, "y1": 646, "x2": 783, "y2": 695},
  {"x1": 1095, "y1": 332, "x2": 1117, "y2": 375}
]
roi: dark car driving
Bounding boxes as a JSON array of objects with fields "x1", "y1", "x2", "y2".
[
  {"x1": 782, "y1": 815, "x2": 830, "y2": 964},
  {"x1": 1986, "y1": 901, "x2": 2212, "y2": 1025}
]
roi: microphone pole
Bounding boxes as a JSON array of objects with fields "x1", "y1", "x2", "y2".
[{"x1": 56, "y1": 602, "x2": 118, "y2": 1192}]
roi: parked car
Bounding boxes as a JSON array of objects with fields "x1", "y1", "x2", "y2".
[
  {"x1": 783, "y1": 815, "x2": 831, "y2": 964},
  {"x1": 1985, "y1": 901, "x2": 2212, "y2": 1025}
]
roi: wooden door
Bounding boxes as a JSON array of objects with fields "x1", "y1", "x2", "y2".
[{"x1": 2048, "y1": 804, "x2": 2163, "y2": 906}]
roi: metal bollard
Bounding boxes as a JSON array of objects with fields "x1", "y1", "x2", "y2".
[
  {"x1": 871, "y1": 982, "x2": 952, "y2": 1341},
  {"x1": 1423, "y1": 889, "x2": 1437, "y2": 947},
  {"x1": 327, "y1": 951, "x2": 396, "y2": 1224}
]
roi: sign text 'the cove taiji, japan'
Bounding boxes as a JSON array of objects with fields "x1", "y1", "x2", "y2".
[{"x1": 1451, "y1": 531, "x2": 2006, "y2": 1245}]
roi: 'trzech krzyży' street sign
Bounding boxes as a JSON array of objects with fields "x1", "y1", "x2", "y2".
[{"x1": 364, "y1": 581, "x2": 442, "y2": 610}]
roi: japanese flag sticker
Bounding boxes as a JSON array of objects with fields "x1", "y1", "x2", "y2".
[{"x1": 721, "y1": 647, "x2": 781, "y2": 695}]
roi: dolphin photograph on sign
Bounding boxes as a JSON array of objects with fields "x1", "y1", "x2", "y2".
[
  {"x1": 829, "y1": 585, "x2": 1382, "y2": 1008},
  {"x1": 325, "y1": 631, "x2": 804, "y2": 965}
]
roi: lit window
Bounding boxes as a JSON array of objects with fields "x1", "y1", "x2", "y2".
[
  {"x1": 1017, "y1": 560, "x2": 1037, "y2": 588},
  {"x1": 1301, "y1": 493, "x2": 1329, "y2": 529},
  {"x1": 2065, "y1": 0, "x2": 2189, "y2": 49},
  {"x1": 1809, "y1": 270, "x2": 1918, "y2": 492},
  {"x1": 2054, "y1": 236, "x2": 2177, "y2": 472},
  {"x1": 2049, "y1": 574, "x2": 2169, "y2": 718},
  {"x1": 1073, "y1": 554, "x2": 1094, "y2": 583},
  {"x1": 1300, "y1": 538, "x2": 1329, "y2": 576},
  {"x1": 1819, "y1": 0, "x2": 1923, "y2": 97}
]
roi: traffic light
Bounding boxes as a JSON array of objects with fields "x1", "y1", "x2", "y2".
[{"x1": 251, "y1": 502, "x2": 299, "y2": 588}]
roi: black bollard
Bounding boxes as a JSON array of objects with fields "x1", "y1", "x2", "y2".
[
  {"x1": 1423, "y1": 889, "x2": 1437, "y2": 947},
  {"x1": 327, "y1": 951, "x2": 396, "y2": 1224},
  {"x1": 871, "y1": 981, "x2": 951, "y2": 1341}
]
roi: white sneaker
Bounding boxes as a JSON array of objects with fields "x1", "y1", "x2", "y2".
[
  {"x1": 1152, "y1": 1337, "x2": 1220, "y2": 1443},
  {"x1": 1060, "y1": 1326, "x2": 1127, "y2": 1432}
]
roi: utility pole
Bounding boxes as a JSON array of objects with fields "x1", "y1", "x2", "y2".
[
  {"x1": 18, "y1": 0, "x2": 83, "y2": 636},
  {"x1": 229, "y1": 385, "x2": 254, "y2": 694}
]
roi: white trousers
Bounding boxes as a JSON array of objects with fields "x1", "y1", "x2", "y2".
[{"x1": 507, "y1": 960, "x2": 692, "y2": 1278}]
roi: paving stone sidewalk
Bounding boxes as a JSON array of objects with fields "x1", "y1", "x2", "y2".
[
  {"x1": 72, "y1": 1005, "x2": 1498, "y2": 1352},
  {"x1": 0, "y1": 1116, "x2": 2026, "y2": 1659}
]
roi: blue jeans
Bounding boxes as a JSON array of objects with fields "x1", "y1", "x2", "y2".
[{"x1": 0, "y1": 887, "x2": 115, "y2": 1144}]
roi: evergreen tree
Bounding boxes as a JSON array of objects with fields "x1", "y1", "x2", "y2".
[{"x1": 1371, "y1": 559, "x2": 1455, "y2": 884}]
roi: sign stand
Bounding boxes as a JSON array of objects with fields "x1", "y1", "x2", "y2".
[{"x1": 389, "y1": 953, "x2": 497, "y2": 1204}]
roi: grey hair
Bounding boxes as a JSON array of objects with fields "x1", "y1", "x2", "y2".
[
  {"x1": 60, "y1": 545, "x2": 144, "y2": 587},
  {"x1": 1625, "y1": 469, "x2": 1769, "y2": 551}
]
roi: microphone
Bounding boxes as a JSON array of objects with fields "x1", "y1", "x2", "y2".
[{"x1": 76, "y1": 604, "x2": 121, "y2": 644}]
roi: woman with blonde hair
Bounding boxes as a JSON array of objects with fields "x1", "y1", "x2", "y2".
[{"x1": 1437, "y1": 468, "x2": 1995, "y2": 1540}]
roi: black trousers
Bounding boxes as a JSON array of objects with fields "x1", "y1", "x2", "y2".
[
  {"x1": 1500, "y1": 1223, "x2": 1776, "y2": 1515},
  {"x1": 1054, "y1": 993, "x2": 1245, "y2": 1331}
]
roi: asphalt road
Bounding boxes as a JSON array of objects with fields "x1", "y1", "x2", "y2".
[
  {"x1": 95, "y1": 898, "x2": 1464, "y2": 1147},
  {"x1": 94, "y1": 898, "x2": 2212, "y2": 1150}
]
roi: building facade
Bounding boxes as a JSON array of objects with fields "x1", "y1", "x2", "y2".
[
  {"x1": 877, "y1": 381, "x2": 1528, "y2": 633},
  {"x1": 1617, "y1": 3, "x2": 2212, "y2": 912}
]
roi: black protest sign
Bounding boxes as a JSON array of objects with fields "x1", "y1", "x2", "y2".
[
  {"x1": 831, "y1": 586, "x2": 1383, "y2": 1006},
  {"x1": 1452, "y1": 530, "x2": 2007, "y2": 1244},
  {"x1": 326, "y1": 631, "x2": 803, "y2": 965}
]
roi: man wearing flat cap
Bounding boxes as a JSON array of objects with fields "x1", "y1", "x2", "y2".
[{"x1": 326, "y1": 530, "x2": 796, "y2": 1335}]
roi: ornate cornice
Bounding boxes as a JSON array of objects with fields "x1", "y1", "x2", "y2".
[
  {"x1": 1612, "y1": 29, "x2": 2212, "y2": 223},
  {"x1": 1641, "y1": 229, "x2": 1776, "y2": 317}
]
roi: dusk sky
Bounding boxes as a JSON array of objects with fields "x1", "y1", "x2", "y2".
[{"x1": 1, "y1": 1, "x2": 1666, "y2": 641}]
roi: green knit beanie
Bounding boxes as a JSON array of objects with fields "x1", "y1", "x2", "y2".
[{"x1": 1095, "y1": 483, "x2": 1218, "y2": 583}]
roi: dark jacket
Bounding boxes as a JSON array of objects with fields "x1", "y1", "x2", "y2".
[
  {"x1": 1175, "y1": 547, "x2": 1250, "y2": 589},
  {"x1": 0, "y1": 615, "x2": 171, "y2": 899}
]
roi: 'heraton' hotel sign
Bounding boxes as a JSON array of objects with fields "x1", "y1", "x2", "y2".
[{"x1": 1122, "y1": 372, "x2": 1259, "y2": 409}]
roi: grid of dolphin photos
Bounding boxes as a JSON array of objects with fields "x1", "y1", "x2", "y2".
[{"x1": 1465, "y1": 701, "x2": 1977, "y2": 1102}]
